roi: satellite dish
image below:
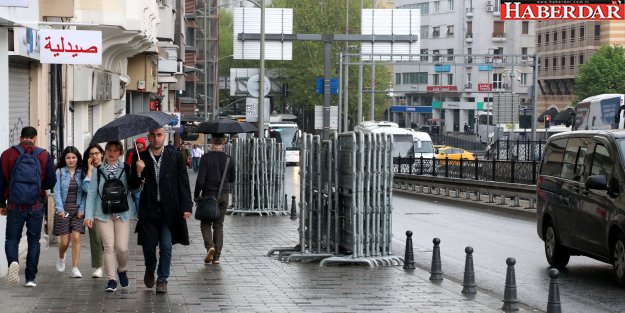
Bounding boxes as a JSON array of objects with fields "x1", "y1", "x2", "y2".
[{"x1": 247, "y1": 74, "x2": 271, "y2": 97}]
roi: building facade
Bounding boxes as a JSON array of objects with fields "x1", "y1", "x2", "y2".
[{"x1": 392, "y1": 0, "x2": 535, "y2": 134}]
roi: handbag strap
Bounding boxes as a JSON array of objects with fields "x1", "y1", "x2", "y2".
[{"x1": 217, "y1": 157, "x2": 230, "y2": 198}]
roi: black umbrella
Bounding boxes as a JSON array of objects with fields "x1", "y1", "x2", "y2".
[
  {"x1": 239, "y1": 121, "x2": 258, "y2": 133},
  {"x1": 91, "y1": 111, "x2": 175, "y2": 144},
  {"x1": 195, "y1": 119, "x2": 246, "y2": 134}
]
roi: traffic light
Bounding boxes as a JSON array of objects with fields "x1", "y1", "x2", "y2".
[
  {"x1": 545, "y1": 115, "x2": 551, "y2": 129},
  {"x1": 149, "y1": 97, "x2": 161, "y2": 111}
]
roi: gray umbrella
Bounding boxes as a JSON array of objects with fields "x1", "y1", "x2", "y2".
[
  {"x1": 195, "y1": 119, "x2": 247, "y2": 134},
  {"x1": 90, "y1": 111, "x2": 175, "y2": 144},
  {"x1": 238, "y1": 121, "x2": 258, "y2": 133}
]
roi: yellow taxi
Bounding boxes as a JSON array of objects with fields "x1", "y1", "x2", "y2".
[{"x1": 435, "y1": 146, "x2": 475, "y2": 165}]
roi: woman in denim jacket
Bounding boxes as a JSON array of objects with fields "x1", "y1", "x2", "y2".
[
  {"x1": 53, "y1": 146, "x2": 87, "y2": 278},
  {"x1": 84, "y1": 141, "x2": 136, "y2": 292}
]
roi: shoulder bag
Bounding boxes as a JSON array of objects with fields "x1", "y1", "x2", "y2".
[{"x1": 195, "y1": 157, "x2": 229, "y2": 221}]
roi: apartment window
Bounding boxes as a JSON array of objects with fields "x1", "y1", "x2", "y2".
[
  {"x1": 416, "y1": 2, "x2": 429, "y2": 14},
  {"x1": 433, "y1": 49, "x2": 440, "y2": 61},
  {"x1": 545, "y1": 58, "x2": 549, "y2": 69},
  {"x1": 433, "y1": 26, "x2": 440, "y2": 38},
  {"x1": 553, "y1": 57, "x2": 557, "y2": 69},
  {"x1": 595, "y1": 24, "x2": 600, "y2": 38},
  {"x1": 421, "y1": 25, "x2": 429, "y2": 39},
  {"x1": 522, "y1": 21, "x2": 529, "y2": 34},
  {"x1": 493, "y1": 73, "x2": 502, "y2": 89},
  {"x1": 447, "y1": 25, "x2": 455, "y2": 35},
  {"x1": 395, "y1": 73, "x2": 401, "y2": 85},
  {"x1": 562, "y1": 30, "x2": 566, "y2": 41},
  {"x1": 416, "y1": 72, "x2": 428, "y2": 84},
  {"x1": 467, "y1": 72, "x2": 472, "y2": 83},
  {"x1": 553, "y1": 31, "x2": 558, "y2": 42},
  {"x1": 520, "y1": 73, "x2": 528, "y2": 85},
  {"x1": 402, "y1": 72, "x2": 428, "y2": 84},
  {"x1": 571, "y1": 28, "x2": 576, "y2": 41},
  {"x1": 545, "y1": 32, "x2": 550, "y2": 43},
  {"x1": 493, "y1": 21, "x2": 505, "y2": 37},
  {"x1": 537, "y1": 34, "x2": 542, "y2": 45},
  {"x1": 185, "y1": 28, "x2": 196, "y2": 46},
  {"x1": 579, "y1": 54, "x2": 584, "y2": 64},
  {"x1": 580, "y1": 26, "x2": 585, "y2": 40},
  {"x1": 448, "y1": 0, "x2": 454, "y2": 11},
  {"x1": 434, "y1": 1, "x2": 440, "y2": 12},
  {"x1": 570, "y1": 55, "x2": 575, "y2": 68},
  {"x1": 447, "y1": 73, "x2": 453, "y2": 85},
  {"x1": 467, "y1": 47, "x2": 473, "y2": 63},
  {"x1": 420, "y1": 48, "x2": 428, "y2": 61},
  {"x1": 521, "y1": 47, "x2": 528, "y2": 59},
  {"x1": 433, "y1": 74, "x2": 441, "y2": 85},
  {"x1": 447, "y1": 48, "x2": 454, "y2": 61},
  {"x1": 561, "y1": 56, "x2": 566, "y2": 69}
]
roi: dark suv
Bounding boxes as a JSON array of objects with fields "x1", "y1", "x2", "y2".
[{"x1": 537, "y1": 130, "x2": 625, "y2": 285}]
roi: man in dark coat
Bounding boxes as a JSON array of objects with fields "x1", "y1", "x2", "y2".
[{"x1": 130, "y1": 128, "x2": 192, "y2": 294}]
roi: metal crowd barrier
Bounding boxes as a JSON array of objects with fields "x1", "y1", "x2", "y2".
[
  {"x1": 226, "y1": 138, "x2": 287, "y2": 216},
  {"x1": 269, "y1": 131, "x2": 402, "y2": 267}
]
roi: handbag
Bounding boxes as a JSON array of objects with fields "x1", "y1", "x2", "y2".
[{"x1": 195, "y1": 157, "x2": 229, "y2": 221}]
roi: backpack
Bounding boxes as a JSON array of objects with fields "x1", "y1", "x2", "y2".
[
  {"x1": 97, "y1": 164, "x2": 130, "y2": 214},
  {"x1": 8, "y1": 145, "x2": 44, "y2": 206}
]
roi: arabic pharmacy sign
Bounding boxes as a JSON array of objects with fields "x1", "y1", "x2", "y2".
[{"x1": 40, "y1": 29, "x2": 102, "y2": 65}]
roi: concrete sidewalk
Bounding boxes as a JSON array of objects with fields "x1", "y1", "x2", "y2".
[{"x1": 0, "y1": 169, "x2": 540, "y2": 312}]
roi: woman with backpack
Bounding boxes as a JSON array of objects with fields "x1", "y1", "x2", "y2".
[
  {"x1": 53, "y1": 146, "x2": 86, "y2": 278},
  {"x1": 82, "y1": 144, "x2": 105, "y2": 278},
  {"x1": 84, "y1": 141, "x2": 136, "y2": 293}
]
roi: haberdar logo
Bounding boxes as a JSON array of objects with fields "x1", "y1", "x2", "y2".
[{"x1": 500, "y1": 1, "x2": 625, "y2": 20}]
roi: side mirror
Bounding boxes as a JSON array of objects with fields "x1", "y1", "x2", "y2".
[{"x1": 585, "y1": 175, "x2": 608, "y2": 191}]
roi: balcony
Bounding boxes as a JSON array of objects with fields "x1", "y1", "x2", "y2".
[
  {"x1": 464, "y1": 82, "x2": 473, "y2": 89},
  {"x1": 465, "y1": 7, "x2": 474, "y2": 18},
  {"x1": 465, "y1": 33, "x2": 473, "y2": 43},
  {"x1": 492, "y1": 32, "x2": 507, "y2": 42}
]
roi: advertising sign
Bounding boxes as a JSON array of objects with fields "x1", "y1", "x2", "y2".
[
  {"x1": 40, "y1": 29, "x2": 102, "y2": 65},
  {"x1": 478, "y1": 83, "x2": 492, "y2": 92}
]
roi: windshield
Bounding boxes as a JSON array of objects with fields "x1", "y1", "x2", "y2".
[
  {"x1": 414, "y1": 141, "x2": 434, "y2": 154},
  {"x1": 269, "y1": 126, "x2": 299, "y2": 150},
  {"x1": 392, "y1": 134, "x2": 415, "y2": 158}
]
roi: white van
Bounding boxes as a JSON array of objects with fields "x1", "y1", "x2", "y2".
[{"x1": 354, "y1": 121, "x2": 435, "y2": 159}]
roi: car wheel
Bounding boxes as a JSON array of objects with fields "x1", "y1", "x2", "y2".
[
  {"x1": 613, "y1": 233, "x2": 625, "y2": 286},
  {"x1": 544, "y1": 223, "x2": 570, "y2": 268}
]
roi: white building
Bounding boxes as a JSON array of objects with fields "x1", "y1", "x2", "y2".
[{"x1": 392, "y1": 0, "x2": 535, "y2": 133}]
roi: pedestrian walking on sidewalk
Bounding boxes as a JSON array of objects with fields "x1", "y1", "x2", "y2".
[
  {"x1": 81, "y1": 144, "x2": 105, "y2": 278},
  {"x1": 191, "y1": 144, "x2": 202, "y2": 173},
  {"x1": 53, "y1": 146, "x2": 87, "y2": 279},
  {"x1": 0, "y1": 126, "x2": 56, "y2": 287},
  {"x1": 194, "y1": 133, "x2": 235, "y2": 265},
  {"x1": 84, "y1": 141, "x2": 136, "y2": 293},
  {"x1": 130, "y1": 128, "x2": 193, "y2": 294}
]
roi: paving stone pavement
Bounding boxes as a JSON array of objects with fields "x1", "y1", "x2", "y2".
[{"x1": 0, "y1": 169, "x2": 540, "y2": 312}]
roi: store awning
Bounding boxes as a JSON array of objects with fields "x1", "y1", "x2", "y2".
[
  {"x1": 538, "y1": 107, "x2": 559, "y2": 122},
  {"x1": 554, "y1": 108, "x2": 575, "y2": 124}
]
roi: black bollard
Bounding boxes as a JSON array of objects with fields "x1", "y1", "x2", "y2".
[
  {"x1": 403, "y1": 231, "x2": 416, "y2": 270},
  {"x1": 284, "y1": 194, "x2": 288, "y2": 213},
  {"x1": 290, "y1": 195, "x2": 297, "y2": 220},
  {"x1": 502, "y1": 257, "x2": 519, "y2": 312},
  {"x1": 547, "y1": 268, "x2": 562, "y2": 313},
  {"x1": 429, "y1": 238, "x2": 443, "y2": 281},
  {"x1": 462, "y1": 246, "x2": 477, "y2": 295}
]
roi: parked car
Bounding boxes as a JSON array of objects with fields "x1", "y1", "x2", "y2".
[
  {"x1": 537, "y1": 130, "x2": 625, "y2": 285},
  {"x1": 435, "y1": 146, "x2": 475, "y2": 165}
]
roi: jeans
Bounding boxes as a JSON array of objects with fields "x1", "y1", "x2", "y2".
[
  {"x1": 5, "y1": 209, "x2": 44, "y2": 282},
  {"x1": 192, "y1": 157, "x2": 200, "y2": 173},
  {"x1": 142, "y1": 220, "x2": 172, "y2": 283}
]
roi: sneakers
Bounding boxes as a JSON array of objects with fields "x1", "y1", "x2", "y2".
[
  {"x1": 156, "y1": 280, "x2": 168, "y2": 293},
  {"x1": 105, "y1": 280, "x2": 117, "y2": 292},
  {"x1": 71, "y1": 267, "x2": 82, "y2": 278},
  {"x1": 7, "y1": 262, "x2": 19, "y2": 286},
  {"x1": 118, "y1": 271, "x2": 129, "y2": 288},
  {"x1": 204, "y1": 247, "x2": 215, "y2": 264},
  {"x1": 56, "y1": 258, "x2": 65, "y2": 272},
  {"x1": 144, "y1": 271, "x2": 155, "y2": 288},
  {"x1": 24, "y1": 281, "x2": 36, "y2": 287},
  {"x1": 212, "y1": 258, "x2": 221, "y2": 265},
  {"x1": 92, "y1": 267, "x2": 103, "y2": 278}
]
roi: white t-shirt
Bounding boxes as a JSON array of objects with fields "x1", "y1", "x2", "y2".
[{"x1": 192, "y1": 147, "x2": 203, "y2": 158}]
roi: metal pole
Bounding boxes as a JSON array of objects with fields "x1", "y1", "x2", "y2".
[
  {"x1": 323, "y1": 40, "x2": 331, "y2": 139},
  {"x1": 357, "y1": 0, "x2": 363, "y2": 124},
  {"x1": 203, "y1": 0, "x2": 209, "y2": 151},
  {"x1": 258, "y1": 0, "x2": 265, "y2": 138},
  {"x1": 343, "y1": 0, "x2": 350, "y2": 131},
  {"x1": 531, "y1": 53, "x2": 538, "y2": 142},
  {"x1": 338, "y1": 52, "x2": 343, "y2": 132},
  {"x1": 370, "y1": 63, "x2": 375, "y2": 120}
]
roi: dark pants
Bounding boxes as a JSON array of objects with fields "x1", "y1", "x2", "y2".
[
  {"x1": 200, "y1": 193, "x2": 229, "y2": 259},
  {"x1": 141, "y1": 216, "x2": 173, "y2": 283},
  {"x1": 5, "y1": 209, "x2": 44, "y2": 282}
]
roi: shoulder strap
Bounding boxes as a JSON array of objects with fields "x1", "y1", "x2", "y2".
[
  {"x1": 97, "y1": 168, "x2": 103, "y2": 199},
  {"x1": 118, "y1": 163, "x2": 130, "y2": 180},
  {"x1": 217, "y1": 157, "x2": 230, "y2": 198},
  {"x1": 13, "y1": 145, "x2": 25, "y2": 155}
]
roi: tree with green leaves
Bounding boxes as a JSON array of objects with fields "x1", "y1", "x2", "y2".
[
  {"x1": 574, "y1": 44, "x2": 625, "y2": 104},
  {"x1": 219, "y1": 0, "x2": 392, "y2": 131}
]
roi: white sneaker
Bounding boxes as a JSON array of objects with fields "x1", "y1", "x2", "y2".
[
  {"x1": 56, "y1": 258, "x2": 65, "y2": 272},
  {"x1": 24, "y1": 281, "x2": 36, "y2": 287},
  {"x1": 92, "y1": 267, "x2": 103, "y2": 278},
  {"x1": 7, "y1": 262, "x2": 19, "y2": 286},
  {"x1": 71, "y1": 267, "x2": 82, "y2": 278}
]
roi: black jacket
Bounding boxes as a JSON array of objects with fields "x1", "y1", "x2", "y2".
[
  {"x1": 130, "y1": 148, "x2": 192, "y2": 245},
  {"x1": 194, "y1": 151, "x2": 235, "y2": 199}
]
